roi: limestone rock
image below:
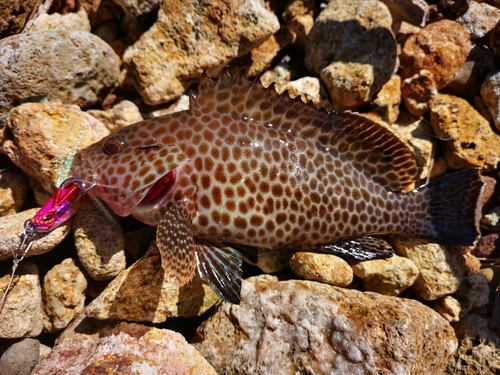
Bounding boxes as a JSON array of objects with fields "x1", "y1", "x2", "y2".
[
  {"x1": 430, "y1": 93, "x2": 500, "y2": 170},
  {"x1": 434, "y1": 295, "x2": 461, "y2": 322},
  {"x1": 0, "y1": 208, "x2": 71, "y2": 261},
  {"x1": 473, "y1": 233, "x2": 500, "y2": 258},
  {"x1": 447, "y1": 314, "x2": 500, "y2": 374},
  {"x1": 456, "y1": 1, "x2": 500, "y2": 39},
  {"x1": 0, "y1": 0, "x2": 41, "y2": 38},
  {"x1": 282, "y1": 0, "x2": 318, "y2": 45},
  {"x1": 380, "y1": 0, "x2": 429, "y2": 26},
  {"x1": 305, "y1": 0, "x2": 397, "y2": 111},
  {"x1": 454, "y1": 273, "x2": 490, "y2": 316},
  {"x1": 73, "y1": 201, "x2": 126, "y2": 281},
  {"x1": 0, "y1": 263, "x2": 43, "y2": 338},
  {"x1": 352, "y1": 255, "x2": 419, "y2": 296},
  {"x1": 85, "y1": 243, "x2": 219, "y2": 323},
  {"x1": 390, "y1": 235, "x2": 465, "y2": 300},
  {"x1": 400, "y1": 20, "x2": 471, "y2": 90},
  {"x1": 259, "y1": 63, "x2": 293, "y2": 91},
  {"x1": 0, "y1": 30, "x2": 120, "y2": 128},
  {"x1": 25, "y1": 9, "x2": 91, "y2": 32},
  {"x1": 367, "y1": 74, "x2": 401, "y2": 125},
  {"x1": 481, "y1": 206, "x2": 500, "y2": 228},
  {"x1": 0, "y1": 169, "x2": 28, "y2": 216},
  {"x1": 479, "y1": 69, "x2": 500, "y2": 131},
  {"x1": 289, "y1": 252, "x2": 353, "y2": 287},
  {"x1": 32, "y1": 314, "x2": 217, "y2": 375},
  {"x1": 256, "y1": 247, "x2": 295, "y2": 273},
  {"x1": 279, "y1": 76, "x2": 332, "y2": 111},
  {"x1": 112, "y1": 0, "x2": 160, "y2": 16},
  {"x1": 42, "y1": 258, "x2": 88, "y2": 333},
  {"x1": 87, "y1": 100, "x2": 143, "y2": 133},
  {"x1": 1, "y1": 103, "x2": 109, "y2": 196},
  {"x1": 401, "y1": 69, "x2": 438, "y2": 116},
  {"x1": 0, "y1": 338, "x2": 40, "y2": 375},
  {"x1": 123, "y1": 0, "x2": 279, "y2": 105},
  {"x1": 193, "y1": 275, "x2": 457, "y2": 375}
]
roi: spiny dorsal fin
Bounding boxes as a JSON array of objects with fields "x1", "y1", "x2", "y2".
[{"x1": 193, "y1": 69, "x2": 421, "y2": 193}]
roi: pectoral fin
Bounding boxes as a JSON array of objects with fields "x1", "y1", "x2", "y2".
[
  {"x1": 156, "y1": 199, "x2": 196, "y2": 285},
  {"x1": 195, "y1": 243, "x2": 243, "y2": 304},
  {"x1": 318, "y1": 236, "x2": 394, "y2": 261}
]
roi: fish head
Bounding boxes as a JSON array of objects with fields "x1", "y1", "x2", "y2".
[{"x1": 71, "y1": 125, "x2": 189, "y2": 217}]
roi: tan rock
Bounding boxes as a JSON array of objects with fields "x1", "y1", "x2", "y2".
[
  {"x1": 434, "y1": 295, "x2": 461, "y2": 322},
  {"x1": 455, "y1": 273, "x2": 490, "y2": 316},
  {"x1": 0, "y1": 208, "x2": 71, "y2": 261},
  {"x1": 2, "y1": 103, "x2": 109, "y2": 196},
  {"x1": 290, "y1": 252, "x2": 353, "y2": 287},
  {"x1": 73, "y1": 201, "x2": 126, "y2": 281},
  {"x1": 400, "y1": 20, "x2": 471, "y2": 90},
  {"x1": 123, "y1": 0, "x2": 279, "y2": 105},
  {"x1": 32, "y1": 314, "x2": 217, "y2": 375},
  {"x1": 0, "y1": 169, "x2": 28, "y2": 216},
  {"x1": 256, "y1": 247, "x2": 295, "y2": 273},
  {"x1": 25, "y1": 8, "x2": 91, "y2": 32},
  {"x1": 401, "y1": 69, "x2": 438, "y2": 117},
  {"x1": 85, "y1": 243, "x2": 218, "y2": 323},
  {"x1": 352, "y1": 255, "x2": 419, "y2": 296},
  {"x1": 282, "y1": 0, "x2": 318, "y2": 45},
  {"x1": 87, "y1": 100, "x2": 143, "y2": 133},
  {"x1": 193, "y1": 275, "x2": 457, "y2": 375},
  {"x1": 259, "y1": 64, "x2": 293, "y2": 91},
  {"x1": 368, "y1": 74, "x2": 401, "y2": 125},
  {"x1": 42, "y1": 258, "x2": 88, "y2": 333},
  {"x1": 464, "y1": 252, "x2": 482, "y2": 275},
  {"x1": 0, "y1": 263, "x2": 43, "y2": 338},
  {"x1": 279, "y1": 76, "x2": 332, "y2": 111},
  {"x1": 429, "y1": 93, "x2": 500, "y2": 170},
  {"x1": 390, "y1": 235, "x2": 465, "y2": 300},
  {"x1": 0, "y1": 338, "x2": 40, "y2": 375},
  {"x1": 480, "y1": 69, "x2": 500, "y2": 131},
  {"x1": 456, "y1": 1, "x2": 500, "y2": 39},
  {"x1": 305, "y1": 0, "x2": 397, "y2": 111}
]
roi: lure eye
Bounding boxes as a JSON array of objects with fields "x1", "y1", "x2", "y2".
[
  {"x1": 102, "y1": 138, "x2": 124, "y2": 156},
  {"x1": 41, "y1": 214, "x2": 55, "y2": 227}
]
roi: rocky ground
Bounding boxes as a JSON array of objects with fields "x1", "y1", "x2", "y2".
[{"x1": 0, "y1": 0, "x2": 499, "y2": 374}]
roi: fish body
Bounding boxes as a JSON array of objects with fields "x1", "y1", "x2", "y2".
[{"x1": 70, "y1": 71, "x2": 484, "y2": 303}]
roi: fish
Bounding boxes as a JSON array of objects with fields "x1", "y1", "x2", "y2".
[{"x1": 69, "y1": 70, "x2": 485, "y2": 303}]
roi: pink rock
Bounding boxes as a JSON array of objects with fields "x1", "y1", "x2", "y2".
[
  {"x1": 32, "y1": 313, "x2": 217, "y2": 375},
  {"x1": 473, "y1": 233, "x2": 500, "y2": 258}
]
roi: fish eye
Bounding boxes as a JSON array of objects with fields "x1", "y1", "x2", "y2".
[{"x1": 102, "y1": 138, "x2": 125, "y2": 156}]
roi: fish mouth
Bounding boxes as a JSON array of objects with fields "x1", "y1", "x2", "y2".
[{"x1": 140, "y1": 170, "x2": 176, "y2": 204}]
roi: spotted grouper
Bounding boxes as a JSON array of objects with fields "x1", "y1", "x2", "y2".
[{"x1": 69, "y1": 70, "x2": 484, "y2": 303}]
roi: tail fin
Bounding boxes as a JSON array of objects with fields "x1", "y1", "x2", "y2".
[{"x1": 411, "y1": 169, "x2": 484, "y2": 246}]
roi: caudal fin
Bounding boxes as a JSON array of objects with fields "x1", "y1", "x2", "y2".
[{"x1": 411, "y1": 169, "x2": 484, "y2": 246}]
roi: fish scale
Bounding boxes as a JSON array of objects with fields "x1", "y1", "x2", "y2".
[{"x1": 70, "y1": 70, "x2": 485, "y2": 303}]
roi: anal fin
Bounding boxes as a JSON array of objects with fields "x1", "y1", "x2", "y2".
[
  {"x1": 156, "y1": 200, "x2": 197, "y2": 285},
  {"x1": 196, "y1": 243, "x2": 243, "y2": 304},
  {"x1": 317, "y1": 236, "x2": 394, "y2": 261}
]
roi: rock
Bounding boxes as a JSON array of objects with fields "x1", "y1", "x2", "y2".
[
  {"x1": 0, "y1": 208, "x2": 71, "y2": 261},
  {"x1": 390, "y1": 235, "x2": 465, "y2": 300},
  {"x1": 24, "y1": 9, "x2": 92, "y2": 32},
  {"x1": 32, "y1": 314, "x2": 217, "y2": 375},
  {"x1": 429, "y1": 156, "x2": 448, "y2": 179},
  {"x1": 289, "y1": 252, "x2": 353, "y2": 287},
  {"x1": 0, "y1": 30, "x2": 120, "y2": 128},
  {"x1": 279, "y1": 76, "x2": 332, "y2": 111},
  {"x1": 1, "y1": 103, "x2": 110, "y2": 197},
  {"x1": 481, "y1": 206, "x2": 500, "y2": 228},
  {"x1": 256, "y1": 247, "x2": 296, "y2": 273},
  {"x1": 379, "y1": 0, "x2": 429, "y2": 26},
  {"x1": 0, "y1": 170, "x2": 28, "y2": 216},
  {"x1": 0, "y1": 263, "x2": 43, "y2": 338},
  {"x1": 463, "y1": 252, "x2": 481, "y2": 275},
  {"x1": 391, "y1": 110, "x2": 434, "y2": 180},
  {"x1": 193, "y1": 275, "x2": 457, "y2": 375},
  {"x1": 434, "y1": 295, "x2": 462, "y2": 322},
  {"x1": 400, "y1": 69, "x2": 438, "y2": 116},
  {"x1": 123, "y1": 0, "x2": 280, "y2": 105},
  {"x1": 447, "y1": 314, "x2": 500, "y2": 374},
  {"x1": 455, "y1": 273, "x2": 490, "y2": 315},
  {"x1": 123, "y1": 225, "x2": 156, "y2": 260},
  {"x1": 430, "y1": 93, "x2": 500, "y2": 170},
  {"x1": 42, "y1": 258, "x2": 88, "y2": 333},
  {"x1": 149, "y1": 95, "x2": 191, "y2": 117},
  {"x1": 478, "y1": 70, "x2": 500, "y2": 131},
  {"x1": 352, "y1": 255, "x2": 419, "y2": 296},
  {"x1": 367, "y1": 74, "x2": 401, "y2": 125},
  {"x1": 400, "y1": 20, "x2": 471, "y2": 90},
  {"x1": 473, "y1": 233, "x2": 500, "y2": 258},
  {"x1": 73, "y1": 201, "x2": 126, "y2": 281},
  {"x1": 0, "y1": 0, "x2": 41, "y2": 38},
  {"x1": 0, "y1": 338, "x2": 40, "y2": 375},
  {"x1": 282, "y1": 0, "x2": 318, "y2": 45},
  {"x1": 305, "y1": 0, "x2": 397, "y2": 112},
  {"x1": 38, "y1": 344, "x2": 51, "y2": 362},
  {"x1": 455, "y1": 1, "x2": 500, "y2": 39},
  {"x1": 85, "y1": 243, "x2": 219, "y2": 322},
  {"x1": 259, "y1": 63, "x2": 293, "y2": 91},
  {"x1": 112, "y1": 0, "x2": 160, "y2": 16},
  {"x1": 87, "y1": 100, "x2": 143, "y2": 134}
]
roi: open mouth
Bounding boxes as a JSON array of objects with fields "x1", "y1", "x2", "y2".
[{"x1": 140, "y1": 170, "x2": 176, "y2": 204}]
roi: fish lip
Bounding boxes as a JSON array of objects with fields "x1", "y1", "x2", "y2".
[{"x1": 138, "y1": 170, "x2": 176, "y2": 206}]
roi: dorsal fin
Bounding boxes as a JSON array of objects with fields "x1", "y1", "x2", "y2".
[{"x1": 192, "y1": 69, "x2": 421, "y2": 193}]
